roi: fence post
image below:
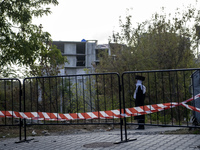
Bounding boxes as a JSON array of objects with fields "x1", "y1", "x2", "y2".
[
  {"x1": 117, "y1": 74, "x2": 124, "y2": 142},
  {"x1": 19, "y1": 87, "x2": 22, "y2": 141},
  {"x1": 17, "y1": 78, "x2": 34, "y2": 143},
  {"x1": 115, "y1": 73, "x2": 137, "y2": 143}
]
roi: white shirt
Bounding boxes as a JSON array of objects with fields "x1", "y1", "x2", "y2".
[{"x1": 133, "y1": 80, "x2": 146, "y2": 99}]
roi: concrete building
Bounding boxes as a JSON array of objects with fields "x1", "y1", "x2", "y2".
[
  {"x1": 52, "y1": 40, "x2": 111, "y2": 112},
  {"x1": 52, "y1": 40, "x2": 110, "y2": 75}
]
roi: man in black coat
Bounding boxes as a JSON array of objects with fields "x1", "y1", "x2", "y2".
[{"x1": 134, "y1": 75, "x2": 146, "y2": 129}]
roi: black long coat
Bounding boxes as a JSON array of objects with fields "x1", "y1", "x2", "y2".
[{"x1": 134, "y1": 86, "x2": 145, "y2": 120}]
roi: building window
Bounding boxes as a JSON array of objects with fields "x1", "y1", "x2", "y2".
[
  {"x1": 77, "y1": 55, "x2": 85, "y2": 66},
  {"x1": 76, "y1": 43, "x2": 85, "y2": 54},
  {"x1": 52, "y1": 42, "x2": 64, "y2": 53},
  {"x1": 76, "y1": 43, "x2": 85, "y2": 67}
]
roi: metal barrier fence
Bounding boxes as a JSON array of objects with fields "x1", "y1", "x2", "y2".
[
  {"x1": 22, "y1": 73, "x2": 123, "y2": 142},
  {"x1": 0, "y1": 78, "x2": 22, "y2": 141},
  {"x1": 1, "y1": 69, "x2": 200, "y2": 143},
  {"x1": 122, "y1": 68, "x2": 200, "y2": 141}
]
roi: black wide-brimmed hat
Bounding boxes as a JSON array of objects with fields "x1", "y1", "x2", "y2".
[{"x1": 135, "y1": 75, "x2": 145, "y2": 81}]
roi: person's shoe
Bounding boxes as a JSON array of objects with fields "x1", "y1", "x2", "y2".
[{"x1": 135, "y1": 126, "x2": 145, "y2": 130}]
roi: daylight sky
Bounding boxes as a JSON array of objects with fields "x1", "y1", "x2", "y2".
[{"x1": 33, "y1": 0, "x2": 199, "y2": 44}]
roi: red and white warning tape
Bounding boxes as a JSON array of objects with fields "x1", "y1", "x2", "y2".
[
  {"x1": 1, "y1": 94, "x2": 200, "y2": 121},
  {"x1": 180, "y1": 103, "x2": 200, "y2": 113}
]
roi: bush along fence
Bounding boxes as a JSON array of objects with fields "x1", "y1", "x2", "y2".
[
  {"x1": 0, "y1": 78, "x2": 22, "y2": 141},
  {"x1": 0, "y1": 69, "x2": 200, "y2": 143}
]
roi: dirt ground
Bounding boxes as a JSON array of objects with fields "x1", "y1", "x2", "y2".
[
  {"x1": 0, "y1": 124, "x2": 118, "y2": 139},
  {"x1": 0, "y1": 124, "x2": 200, "y2": 140}
]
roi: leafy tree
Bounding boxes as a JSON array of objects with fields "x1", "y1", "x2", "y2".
[
  {"x1": 0, "y1": 0, "x2": 60, "y2": 77},
  {"x1": 0, "y1": 0, "x2": 69, "y2": 119},
  {"x1": 96, "y1": 6, "x2": 200, "y2": 74}
]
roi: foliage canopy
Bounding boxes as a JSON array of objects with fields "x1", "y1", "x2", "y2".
[
  {"x1": 0, "y1": 0, "x2": 65, "y2": 77},
  {"x1": 96, "y1": 6, "x2": 200, "y2": 74}
]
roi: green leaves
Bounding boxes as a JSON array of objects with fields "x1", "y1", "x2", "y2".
[
  {"x1": 0, "y1": 0, "x2": 59, "y2": 77},
  {"x1": 100, "y1": 4, "x2": 200, "y2": 73}
]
